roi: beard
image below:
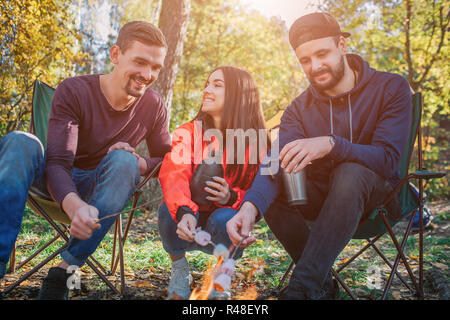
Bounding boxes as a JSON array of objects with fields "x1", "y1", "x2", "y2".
[
  {"x1": 308, "y1": 55, "x2": 345, "y2": 92},
  {"x1": 125, "y1": 74, "x2": 152, "y2": 97}
]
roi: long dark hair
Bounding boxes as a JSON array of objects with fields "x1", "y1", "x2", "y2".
[{"x1": 195, "y1": 66, "x2": 269, "y2": 189}]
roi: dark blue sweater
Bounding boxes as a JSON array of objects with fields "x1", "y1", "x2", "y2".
[{"x1": 244, "y1": 54, "x2": 412, "y2": 217}]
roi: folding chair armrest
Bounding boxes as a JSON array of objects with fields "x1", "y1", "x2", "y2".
[
  {"x1": 381, "y1": 170, "x2": 446, "y2": 208},
  {"x1": 136, "y1": 161, "x2": 162, "y2": 189},
  {"x1": 411, "y1": 170, "x2": 446, "y2": 180}
]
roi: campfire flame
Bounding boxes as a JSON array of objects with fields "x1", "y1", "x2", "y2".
[
  {"x1": 189, "y1": 256, "x2": 265, "y2": 300},
  {"x1": 236, "y1": 285, "x2": 258, "y2": 300},
  {"x1": 236, "y1": 258, "x2": 265, "y2": 300},
  {"x1": 189, "y1": 256, "x2": 224, "y2": 300}
]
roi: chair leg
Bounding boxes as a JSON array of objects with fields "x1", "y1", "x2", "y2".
[
  {"x1": 2, "y1": 245, "x2": 67, "y2": 294},
  {"x1": 117, "y1": 216, "x2": 126, "y2": 296},
  {"x1": 276, "y1": 260, "x2": 294, "y2": 293},
  {"x1": 111, "y1": 196, "x2": 139, "y2": 275},
  {"x1": 110, "y1": 220, "x2": 119, "y2": 274},
  {"x1": 22, "y1": 198, "x2": 127, "y2": 297},
  {"x1": 370, "y1": 242, "x2": 414, "y2": 293},
  {"x1": 16, "y1": 234, "x2": 60, "y2": 271},
  {"x1": 380, "y1": 210, "x2": 419, "y2": 299},
  {"x1": 418, "y1": 178, "x2": 425, "y2": 298},
  {"x1": 331, "y1": 268, "x2": 358, "y2": 300},
  {"x1": 85, "y1": 258, "x2": 121, "y2": 296},
  {"x1": 8, "y1": 242, "x2": 17, "y2": 273},
  {"x1": 336, "y1": 234, "x2": 383, "y2": 273},
  {"x1": 123, "y1": 192, "x2": 141, "y2": 242}
]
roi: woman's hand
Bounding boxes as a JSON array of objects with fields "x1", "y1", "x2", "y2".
[
  {"x1": 177, "y1": 214, "x2": 197, "y2": 242},
  {"x1": 205, "y1": 176, "x2": 230, "y2": 205}
]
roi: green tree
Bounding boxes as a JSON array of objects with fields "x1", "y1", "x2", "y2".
[
  {"x1": 169, "y1": 0, "x2": 305, "y2": 130},
  {"x1": 0, "y1": 0, "x2": 88, "y2": 136},
  {"x1": 117, "y1": 0, "x2": 305, "y2": 130}
]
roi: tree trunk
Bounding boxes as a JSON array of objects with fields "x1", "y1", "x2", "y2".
[
  {"x1": 153, "y1": 0, "x2": 191, "y2": 118},
  {"x1": 136, "y1": 0, "x2": 191, "y2": 202}
]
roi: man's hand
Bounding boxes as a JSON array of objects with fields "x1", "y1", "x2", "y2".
[
  {"x1": 205, "y1": 176, "x2": 230, "y2": 205},
  {"x1": 70, "y1": 205, "x2": 101, "y2": 240},
  {"x1": 226, "y1": 202, "x2": 258, "y2": 248},
  {"x1": 62, "y1": 192, "x2": 100, "y2": 240},
  {"x1": 177, "y1": 214, "x2": 197, "y2": 242},
  {"x1": 108, "y1": 141, "x2": 148, "y2": 175},
  {"x1": 108, "y1": 141, "x2": 136, "y2": 154},
  {"x1": 280, "y1": 136, "x2": 333, "y2": 173}
]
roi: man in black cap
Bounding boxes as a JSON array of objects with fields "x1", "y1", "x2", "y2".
[{"x1": 226, "y1": 12, "x2": 412, "y2": 299}]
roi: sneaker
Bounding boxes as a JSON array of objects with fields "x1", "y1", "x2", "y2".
[
  {"x1": 37, "y1": 267, "x2": 71, "y2": 300},
  {"x1": 167, "y1": 257, "x2": 192, "y2": 300},
  {"x1": 412, "y1": 205, "x2": 433, "y2": 231},
  {"x1": 279, "y1": 279, "x2": 339, "y2": 300},
  {"x1": 409, "y1": 182, "x2": 433, "y2": 231},
  {"x1": 279, "y1": 286, "x2": 307, "y2": 300}
]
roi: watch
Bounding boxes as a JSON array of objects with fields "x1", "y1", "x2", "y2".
[{"x1": 329, "y1": 135, "x2": 336, "y2": 148}]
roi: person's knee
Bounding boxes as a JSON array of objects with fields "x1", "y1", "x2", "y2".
[
  {"x1": 208, "y1": 208, "x2": 236, "y2": 234},
  {"x1": 2, "y1": 131, "x2": 44, "y2": 158},
  {"x1": 105, "y1": 149, "x2": 140, "y2": 180},
  {"x1": 331, "y1": 162, "x2": 374, "y2": 191},
  {"x1": 328, "y1": 162, "x2": 377, "y2": 209},
  {"x1": 157, "y1": 202, "x2": 172, "y2": 224}
]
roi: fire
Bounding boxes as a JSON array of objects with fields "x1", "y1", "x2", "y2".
[
  {"x1": 236, "y1": 285, "x2": 258, "y2": 300},
  {"x1": 236, "y1": 258, "x2": 265, "y2": 300},
  {"x1": 189, "y1": 256, "x2": 265, "y2": 300},
  {"x1": 189, "y1": 256, "x2": 224, "y2": 300}
]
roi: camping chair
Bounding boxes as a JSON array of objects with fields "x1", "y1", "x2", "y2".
[
  {"x1": 3, "y1": 80, "x2": 163, "y2": 297},
  {"x1": 275, "y1": 92, "x2": 446, "y2": 299}
]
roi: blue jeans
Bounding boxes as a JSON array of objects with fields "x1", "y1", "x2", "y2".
[
  {"x1": 158, "y1": 201, "x2": 243, "y2": 259},
  {"x1": 0, "y1": 131, "x2": 140, "y2": 275}
]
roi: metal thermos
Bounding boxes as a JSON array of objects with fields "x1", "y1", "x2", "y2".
[
  {"x1": 190, "y1": 154, "x2": 224, "y2": 205},
  {"x1": 281, "y1": 167, "x2": 308, "y2": 206}
]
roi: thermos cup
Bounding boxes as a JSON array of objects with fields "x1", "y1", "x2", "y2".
[
  {"x1": 281, "y1": 167, "x2": 308, "y2": 206},
  {"x1": 190, "y1": 155, "x2": 224, "y2": 205}
]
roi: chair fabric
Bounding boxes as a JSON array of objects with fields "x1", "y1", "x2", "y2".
[
  {"x1": 352, "y1": 92, "x2": 421, "y2": 239},
  {"x1": 31, "y1": 80, "x2": 55, "y2": 149},
  {"x1": 29, "y1": 80, "x2": 70, "y2": 225}
]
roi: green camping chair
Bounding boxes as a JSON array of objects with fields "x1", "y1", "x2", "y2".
[
  {"x1": 276, "y1": 92, "x2": 446, "y2": 299},
  {"x1": 3, "y1": 80, "x2": 162, "y2": 297}
]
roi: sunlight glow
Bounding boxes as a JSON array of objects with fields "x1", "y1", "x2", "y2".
[{"x1": 241, "y1": 0, "x2": 320, "y2": 27}]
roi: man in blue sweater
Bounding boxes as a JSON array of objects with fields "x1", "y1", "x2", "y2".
[{"x1": 226, "y1": 12, "x2": 412, "y2": 299}]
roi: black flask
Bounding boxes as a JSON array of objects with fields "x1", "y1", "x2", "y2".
[{"x1": 190, "y1": 152, "x2": 224, "y2": 205}]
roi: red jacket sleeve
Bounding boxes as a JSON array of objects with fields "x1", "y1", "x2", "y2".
[{"x1": 159, "y1": 122, "x2": 199, "y2": 222}]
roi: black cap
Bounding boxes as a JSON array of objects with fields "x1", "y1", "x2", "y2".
[{"x1": 289, "y1": 12, "x2": 350, "y2": 50}]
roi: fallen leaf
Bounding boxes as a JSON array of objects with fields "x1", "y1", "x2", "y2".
[{"x1": 135, "y1": 280, "x2": 151, "y2": 288}]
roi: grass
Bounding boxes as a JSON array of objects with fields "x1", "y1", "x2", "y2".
[{"x1": 3, "y1": 200, "x2": 449, "y2": 300}]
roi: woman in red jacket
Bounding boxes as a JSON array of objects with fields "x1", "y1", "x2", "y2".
[{"x1": 158, "y1": 66, "x2": 268, "y2": 299}]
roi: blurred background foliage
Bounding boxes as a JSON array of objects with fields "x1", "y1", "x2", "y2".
[{"x1": 0, "y1": 0, "x2": 448, "y2": 199}]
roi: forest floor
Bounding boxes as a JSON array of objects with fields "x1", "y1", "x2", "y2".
[{"x1": 1, "y1": 200, "x2": 448, "y2": 300}]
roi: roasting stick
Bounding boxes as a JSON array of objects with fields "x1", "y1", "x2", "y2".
[
  {"x1": 192, "y1": 229, "x2": 217, "y2": 247},
  {"x1": 96, "y1": 196, "x2": 163, "y2": 223}
]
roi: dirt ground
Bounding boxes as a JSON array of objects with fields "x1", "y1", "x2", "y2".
[{"x1": 1, "y1": 201, "x2": 448, "y2": 300}]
